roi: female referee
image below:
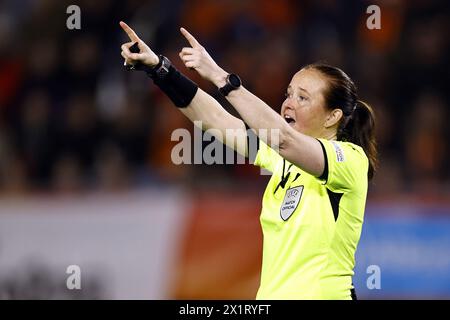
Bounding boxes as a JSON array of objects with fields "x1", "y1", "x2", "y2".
[{"x1": 120, "y1": 21, "x2": 377, "y2": 300}]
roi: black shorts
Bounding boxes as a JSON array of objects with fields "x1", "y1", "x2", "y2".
[{"x1": 350, "y1": 287, "x2": 357, "y2": 300}]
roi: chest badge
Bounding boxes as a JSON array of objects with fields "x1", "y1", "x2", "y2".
[{"x1": 280, "y1": 186, "x2": 304, "y2": 221}]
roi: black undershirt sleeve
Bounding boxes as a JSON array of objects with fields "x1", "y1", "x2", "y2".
[
  {"x1": 317, "y1": 139, "x2": 329, "y2": 182},
  {"x1": 244, "y1": 122, "x2": 259, "y2": 162}
]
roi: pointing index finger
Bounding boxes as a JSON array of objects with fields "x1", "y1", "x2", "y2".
[
  {"x1": 180, "y1": 27, "x2": 201, "y2": 48},
  {"x1": 120, "y1": 21, "x2": 140, "y2": 42}
]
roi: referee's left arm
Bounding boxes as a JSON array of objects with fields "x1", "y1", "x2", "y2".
[{"x1": 178, "y1": 28, "x2": 326, "y2": 178}]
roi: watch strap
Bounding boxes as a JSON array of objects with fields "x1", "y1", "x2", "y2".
[
  {"x1": 219, "y1": 74, "x2": 241, "y2": 96},
  {"x1": 219, "y1": 82, "x2": 234, "y2": 96}
]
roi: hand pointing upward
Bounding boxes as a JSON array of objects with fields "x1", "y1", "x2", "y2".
[
  {"x1": 178, "y1": 27, "x2": 228, "y2": 87},
  {"x1": 119, "y1": 22, "x2": 228, "y2": 86},
  {"x1": 119, "y1": 21, "x2": 159, "y2": 67}
]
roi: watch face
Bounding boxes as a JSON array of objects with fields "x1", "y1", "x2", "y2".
[
  {"x1": 157, "y1": 57, "x2": 171, "y2": 78},
  {"x1": 228, "y1": 74, "x2": 241, "y2": 88}
]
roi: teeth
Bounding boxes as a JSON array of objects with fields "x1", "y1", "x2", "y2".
[{"x1": 284, "y1": 115, "x2": 295, "y2": 123}]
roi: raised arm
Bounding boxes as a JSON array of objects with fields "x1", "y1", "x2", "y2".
[
  {"x1": 119, "y1": 21, "x2": 247, "y2": 156},
  {"x1": 177, "y1": 27, "x2": 325, "y2": 177}
]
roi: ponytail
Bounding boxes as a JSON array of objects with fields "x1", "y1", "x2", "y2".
[
  {"x1": 304, "y1": 63, "x2": 378, "y2": 180},
  {"x1": 339, "y1": 100, "x2": 378, "y2": 180}
]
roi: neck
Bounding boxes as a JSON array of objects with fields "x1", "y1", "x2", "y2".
[{"x1": 320, "y1": 129, "x2": 337, "y2": 141}]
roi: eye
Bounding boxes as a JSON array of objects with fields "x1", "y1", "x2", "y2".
[{"x1": 298, "y1": 95, "x2": 307, "y2": 102}]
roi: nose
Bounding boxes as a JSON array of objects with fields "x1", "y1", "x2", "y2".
[{"x1": 282, "y1": 97, "x2": 294, "y2": 111}]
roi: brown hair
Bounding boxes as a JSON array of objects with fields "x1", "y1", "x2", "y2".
[{"x1": 305, "y1": 63, "x2": 378, "y2": 180}]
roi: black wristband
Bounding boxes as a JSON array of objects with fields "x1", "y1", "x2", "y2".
[
  {"x1": 151, "y1": 58, "x2": 198, "y2": 108},
  {"x1": 126, "y1": 53, "x2": 198, "y2": 108}
]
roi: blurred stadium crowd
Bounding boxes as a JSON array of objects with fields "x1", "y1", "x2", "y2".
[{"x1": 0, "y1": 0, "x2": 448, "y2": 197}]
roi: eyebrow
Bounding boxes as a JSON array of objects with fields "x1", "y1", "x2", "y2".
[
  {"x1": 287, "y1": 85, "x2": 310, "y2": 95},
  {"x1": 298, "y1": 87, "x2": 310, "y2": 95}
]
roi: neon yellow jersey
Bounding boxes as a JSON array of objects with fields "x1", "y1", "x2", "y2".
[{"x1": 254, "y1": 138, "x2": 369, "y2": 300}]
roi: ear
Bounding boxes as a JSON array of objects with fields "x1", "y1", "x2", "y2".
[{"x1": 324, "y1": 108, "x2": 343, "y2": 128}]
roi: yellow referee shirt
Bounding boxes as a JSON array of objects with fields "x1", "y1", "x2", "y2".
[{"x1": 254, "y1": 138, "x2": 369, "y2": 300}]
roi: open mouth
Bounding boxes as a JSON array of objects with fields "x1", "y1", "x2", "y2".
[{"x1": 284, "y1": 115, "x2": 296, "y2": 126}]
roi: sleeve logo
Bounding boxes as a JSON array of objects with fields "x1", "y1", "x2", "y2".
[{"x1": 331, "y1": 141, "x2": 345, "y2": 162}]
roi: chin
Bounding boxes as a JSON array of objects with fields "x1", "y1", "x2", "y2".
[{"x1": 292, "y1": 125, "x2": 303, "y2": 133}]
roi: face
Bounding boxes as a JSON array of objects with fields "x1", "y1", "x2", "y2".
[{"x1": 281, "y1": 68, "x2": 331, "y2": 138}]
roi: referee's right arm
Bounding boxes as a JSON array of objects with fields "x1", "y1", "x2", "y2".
[{"x1": 119, "y1": 21, "x2": 249, "y2": 158}]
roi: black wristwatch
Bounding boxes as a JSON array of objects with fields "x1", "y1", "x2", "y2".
[
  {"x1": 219, "y1": 73, "x2": 242, "y2": 96},
  {"x1": 125, "y1": 53, "x2": 172, "y2": 80},
  {"x1": 146, "y1": 55, "x2": 171, "y2": 79}
]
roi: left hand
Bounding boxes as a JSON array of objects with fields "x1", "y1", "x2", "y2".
[{"x1": 178, "y1": 28, "x2": 228, "y2": 87}]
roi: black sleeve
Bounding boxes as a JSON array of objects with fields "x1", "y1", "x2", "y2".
[
  {"x1": 152, "y1": 64, "x2": 199, "y2": 108},
  {"x1": 317, "y1": 139, "x2": 329, "y2": 182},
  {"x1": 244, "y1": 122, "x2": 259, "y2": 161}
]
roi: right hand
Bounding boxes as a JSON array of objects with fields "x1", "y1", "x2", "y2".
[{"x1": 119, "y1": 21, "x2": 159, "y2": 67}]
